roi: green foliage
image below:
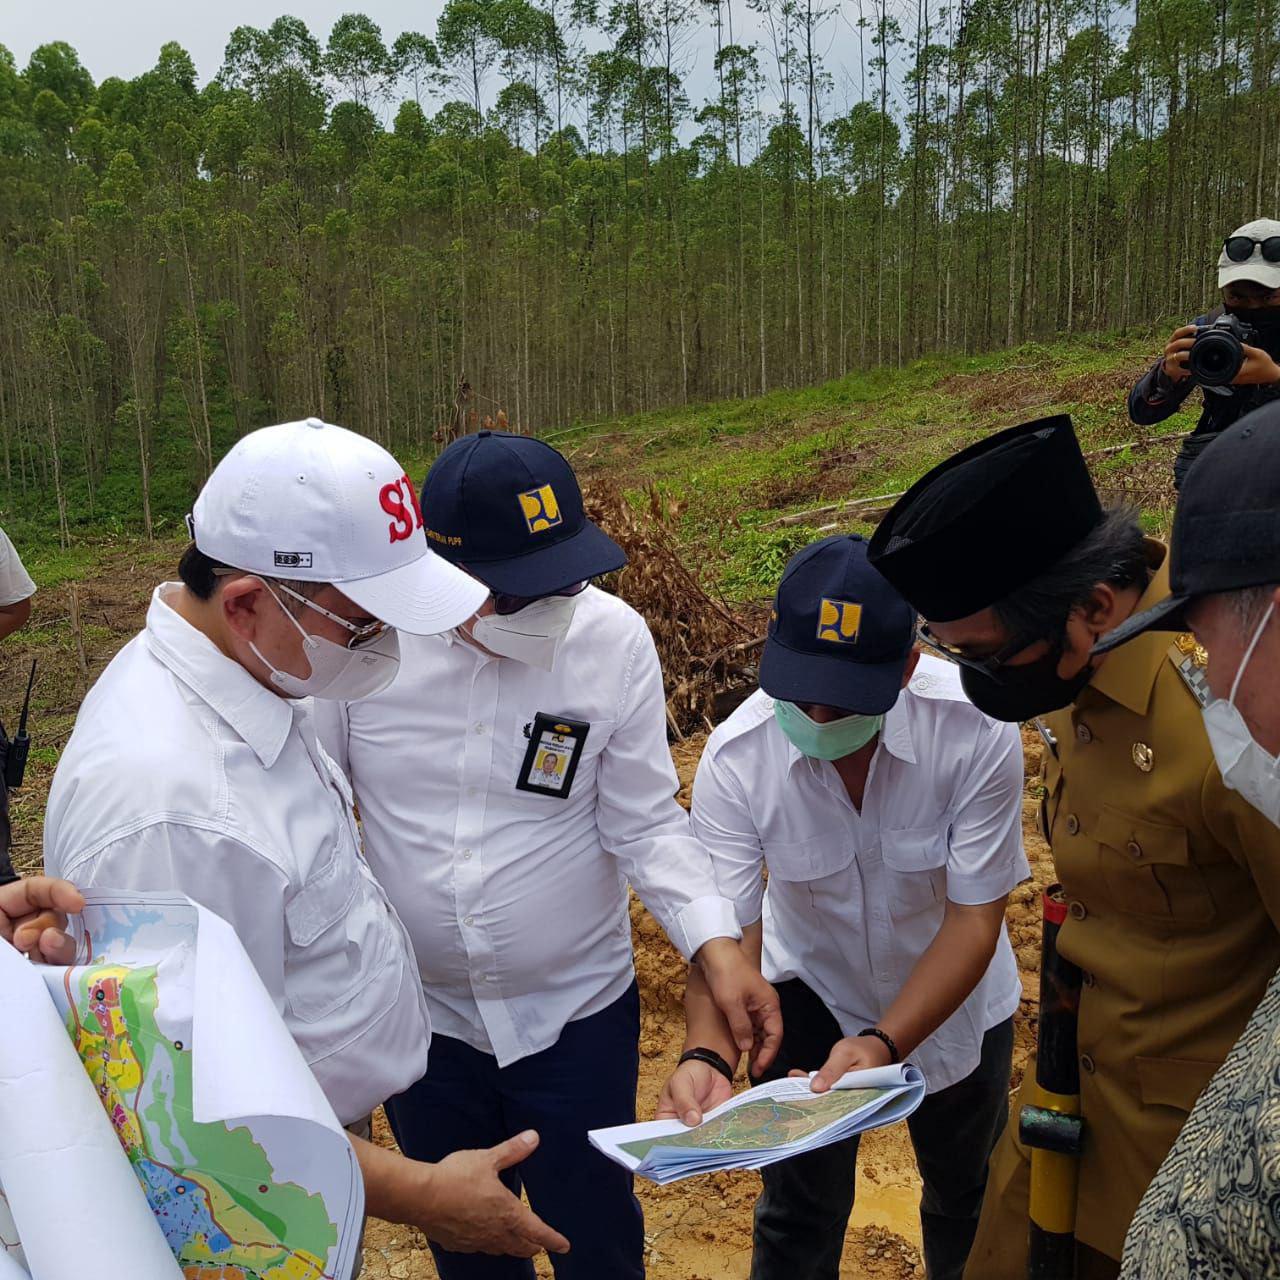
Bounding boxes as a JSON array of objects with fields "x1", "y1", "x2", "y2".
[{"x1": 0, "y1": 1, "x2": 1273, "y2": 542}]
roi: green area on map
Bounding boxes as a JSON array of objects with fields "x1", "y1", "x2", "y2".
[{"x1": 620, "y1": 1087, "x2": 889, "y2": 1160}]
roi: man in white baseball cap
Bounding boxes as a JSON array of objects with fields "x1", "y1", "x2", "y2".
[
  {"x1": 43, "y1": 419, "x2": 570, "y2": 1266},
  {"x1": 1129, "y1": 217, "x2": 1280, "y2": 487}
]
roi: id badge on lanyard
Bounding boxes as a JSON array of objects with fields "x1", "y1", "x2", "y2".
[{"x1": 516, "y1": 712, "x2": 590, "y2": 799}]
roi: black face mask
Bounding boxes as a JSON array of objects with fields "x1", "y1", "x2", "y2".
[
  {"x1": 1226, "y1": 304, "x2": 1280, "y2": 353},
  {"x1": 960, "y1": 651, "x2": 1095, "y2": 722}
]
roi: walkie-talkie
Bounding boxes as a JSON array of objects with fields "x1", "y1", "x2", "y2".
[{"x1": 1, "y1": 660, "x2": 36, "y2": 789}]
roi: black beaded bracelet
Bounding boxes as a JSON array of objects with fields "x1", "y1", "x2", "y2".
[
  {"x1": 857, "y1": 1027, "x2": 900, "y2": 1064},
  {"x1": 678, "y1": 1046, "x2": 736, "y2": 1083}
]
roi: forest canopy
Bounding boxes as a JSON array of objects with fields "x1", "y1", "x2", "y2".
[{"x1": 1, "y1": 0, "x2": 1277, "y2": 537}]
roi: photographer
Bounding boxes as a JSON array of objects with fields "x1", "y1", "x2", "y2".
[{"x1": 1128, "y1": 217, "x2": 1280, "y2": 487}]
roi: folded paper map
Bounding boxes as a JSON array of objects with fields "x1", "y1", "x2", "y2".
[
  {"x1": 0, "y1": 890, "x2": 364, "y2": 1280},
  {"x1": 590, "y1": 1064, "x2": 926, "y2": 1185}
]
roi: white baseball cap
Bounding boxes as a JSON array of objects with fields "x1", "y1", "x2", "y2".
[
  {"x1": 1217, "y1": 218, "x2": 1280, "y2": 290},
  {"x1": 189, "y1": 418, "x2": 486, "y2": 634}
]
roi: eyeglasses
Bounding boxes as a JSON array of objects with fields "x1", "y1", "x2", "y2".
[
  {"x1": 270, "y1": 580, "x2": 390, "y2": 650},
  {"x1": 1224, "y1": 235, "x2": 1280, "y2": 265},
  {"x1": 492, "y1": 581, "x2": 589, "y2": 616},
  {"x1": 915, "y1": 621, "x2": 1045, "y2": 676}
]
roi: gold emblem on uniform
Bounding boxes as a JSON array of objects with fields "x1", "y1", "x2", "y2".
[
  {"x1": 1174, "y1": 633, "x2": 1209, "y2": 667},
  {"x1": 1132, "y1": 742, "x2": 1155, "y2": 772}
]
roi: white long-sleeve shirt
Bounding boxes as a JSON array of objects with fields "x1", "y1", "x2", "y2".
[
  {"x1": 314, "y1": 585, "x2": 739, "y2": 1067},
  {"x1": 691, "y1": 655, "x2": 1027, "y2": 1093},
  {"x1": 44, "y1": 585, "x2": 432, "y2": 1125}
]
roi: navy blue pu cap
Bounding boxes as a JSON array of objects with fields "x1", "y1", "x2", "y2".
[
  {"x1": 421, "y1": 431, "x2": 626, "y2": 595},
  {"x1": 760, "y1": 534, "x2": 916, "y2": 714}
]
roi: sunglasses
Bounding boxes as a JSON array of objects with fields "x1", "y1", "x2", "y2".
[
  {"x1": 915, "y1": 621, "x2": 1047, "y2": 676},
  {"x1": 492, "y1": 580, "x2": 589, "y2": 616},
  {"x1": 1224, "y1": 235, "x2": 1280, "y2": 265}
]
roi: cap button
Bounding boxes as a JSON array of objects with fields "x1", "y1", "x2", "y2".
[{"x1": 305, "y1": 417, "x2": 324, "y2": 429}]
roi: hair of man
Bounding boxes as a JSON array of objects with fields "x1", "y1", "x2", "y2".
[{"x1": 991, "y1": 505, "x2": 1149, "y2": 643}]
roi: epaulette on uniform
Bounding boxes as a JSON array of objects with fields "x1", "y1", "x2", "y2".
[{"x1": 1168, "y1": 633, "x2": 1212, "y2": 709}]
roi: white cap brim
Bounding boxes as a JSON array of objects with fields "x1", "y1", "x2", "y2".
[
  {"x1": 337, "y1": 547, "x2": 487, "y2": 635},
  {"x1": 1218, "y1": 259, "x2": 1280, "y2": 290}
]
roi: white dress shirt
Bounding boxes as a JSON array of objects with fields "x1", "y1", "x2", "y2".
[
  {"x1": 44, "y1": 585, "x2": 431, "y2": 1126},
  {"x1": 314, "y1": 585, "x2": 739, "y2": 1067},
  {"x1": 691, "y1": 654, "x2": 1028, "y2": 1093}
]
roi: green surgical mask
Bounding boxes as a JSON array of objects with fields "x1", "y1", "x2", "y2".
[{"x1": 773, "y1": 699, "x2": 884, "y2": 760}]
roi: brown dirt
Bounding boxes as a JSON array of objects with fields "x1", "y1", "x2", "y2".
[{"x1": 6, "y1": 551, "x2": 1053, "y2": 1280}]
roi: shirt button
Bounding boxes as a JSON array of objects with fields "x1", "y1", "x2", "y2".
[
  {"x1": 461, "y1": 848, "x2": 473, "y2": 860},
  {"x1": 1080, "y1": 1053, "x2": 1096, "y2": 1074},
  {"x1": 1126, "y1": 840, "x2": 1144, "y2": 860},
  {"x1": 1065, "y1": 814, "x2": 1081, "y2": 835},
  {"x1": 1075, "y1": 723, "x2": 1093, "y2": 744},
  {"x1": 473, "y1": 722, "x2": 487, "y2": 735},
  {"x1": 466, "y1": 787, "x2": 479, "y2": 797},
  {"x1": 463, "y1": 915, "x2": 475, "y2": 926},
  {"x1": 1069, "y1": 900, "x2": 1087, "y2": 921}
]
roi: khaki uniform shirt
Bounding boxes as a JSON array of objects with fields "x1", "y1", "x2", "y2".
[{"x1": 1039, "y1": 546, "x2": 1280, "y2": 1258}]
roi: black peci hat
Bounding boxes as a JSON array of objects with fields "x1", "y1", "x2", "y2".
[
  {"x1": 1094, "y1": 402, "x2": 1280, "y2": 654},
  {"x1": 868, "y1": 415, "x2": 1103, "y2": 622}
]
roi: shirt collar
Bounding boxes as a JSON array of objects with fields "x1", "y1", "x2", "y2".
[
  {"x1": 144, "y1": 583, "x2": 294, "y2": 768},
  {"x1": 1082, "y1": 539, "x2": 1170, "y2": 717}
]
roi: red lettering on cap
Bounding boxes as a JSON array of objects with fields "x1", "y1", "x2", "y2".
[
  {"x1": 381, "y1": 481, "x2": 415, "y2": 543},
  {"x1": 402, "y1": 473, "x2": 425, "y2": 531}
]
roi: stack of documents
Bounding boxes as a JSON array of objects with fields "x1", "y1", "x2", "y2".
[{"x1": 590, "y1": 1063, "x2": 926, "y2": 1185}]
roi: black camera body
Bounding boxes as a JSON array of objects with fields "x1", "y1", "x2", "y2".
[{"x1": 1188, "y1": 313, "x2": 1257, "y2": 386}]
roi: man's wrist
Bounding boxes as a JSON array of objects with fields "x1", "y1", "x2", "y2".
[
  {"x1": 679, "y1": 1046, "x2": 735, "y2": 1083},
  {"x1": 857, "y1": 1027, "x2": 900, "y2": 1064},
  {"x1": 694, "y1": 935, "x2": 740, "y2": 973}
]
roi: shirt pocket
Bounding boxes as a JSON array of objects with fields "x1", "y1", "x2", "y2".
[
  {"x1": 1096, "y1": 806, "x2": 1215, "y2": 925},
  {"x1": 284, "y1": 840, "x2": 393, "y2": 1023},
  {"x1": 880, "y1": 826, "x2": 949, "y2": 920},
  {"x1": 762, "y1": 832, "x2": 855, "y2": 883}
]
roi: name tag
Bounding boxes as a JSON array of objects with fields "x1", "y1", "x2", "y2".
[{"x1": 516, "y1": 713, "x2": 590, "y2": 800}]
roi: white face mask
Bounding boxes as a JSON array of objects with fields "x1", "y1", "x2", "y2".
[
  {"x1": 468, "y1": 593, "x2": 580, "y2": 671},
  {"x1": 1202, "y1": 601, "x2": 1280, "y2": 826},
  {"x1": 250, "y1": 581, "x2": 401, "y2": 701}
]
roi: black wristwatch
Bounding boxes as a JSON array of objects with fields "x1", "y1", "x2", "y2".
[
  {"x1": 678, "y1": 1046, "x2": 736, "y2": 1083},
  {"x1": 857, "y1": 1027, "x2": 900, "y2": 1064}
]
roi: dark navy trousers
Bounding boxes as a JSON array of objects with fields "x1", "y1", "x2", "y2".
[{"x1": 385, "y1": 981, "x2": 645, "y2": 1279}]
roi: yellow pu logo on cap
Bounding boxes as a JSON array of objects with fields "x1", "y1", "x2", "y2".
[
  {"x1": 816, "y1": 599, "x2": 862, "y2": 644},
  {"x1": 519, "y1": 484, "x2": 562, "y2": 533}
]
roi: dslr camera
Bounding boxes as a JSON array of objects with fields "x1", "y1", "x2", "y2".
[{"x1": 1188, "y1": 314, "x2": 1257, "y2": 386}]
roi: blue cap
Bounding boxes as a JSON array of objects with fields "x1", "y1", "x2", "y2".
[
  {"x1": 759, "y1": 534, "x2": 916, "y2": 714},
  {"x1": 420, "y1": 431, "x2": 626, "y2": 595}
]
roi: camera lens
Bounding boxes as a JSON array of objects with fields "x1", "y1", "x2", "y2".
[{"x1": 1188, "y1": 330, "x2": 1245, "y2": 386}]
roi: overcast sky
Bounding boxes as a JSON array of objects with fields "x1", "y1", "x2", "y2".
[{"x1": 4, "y1": 0, "x2": 890, "y2": 122}]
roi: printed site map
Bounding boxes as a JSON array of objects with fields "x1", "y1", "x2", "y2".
[
  {"x1": 620, "y1": 1086, "x2": 889, "y2": 1161},
  {"x1": 23, "y1": 898, "x2": 364, "y2": 1280},
  {"x1": 63, "y1": 958, "x2": 337, "y2": 1278}
]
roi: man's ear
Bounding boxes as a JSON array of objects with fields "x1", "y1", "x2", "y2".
[
  {"x1": 219, "y1": 576, "x2": 269, "y2": 643},
  {"x1": 901, "y1": 647, "x2": 921, "y2": 688},
  {"x1": 1078, "y1": 583, "x2": 1121, "y2": 635}
]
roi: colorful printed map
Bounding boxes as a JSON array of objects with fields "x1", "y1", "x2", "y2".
[
  {"x1": 0, "y1": 894, "x2": 363, "y2": 1280},
  {"x1": 620, "y1": 1086, "x2": 887, "y2": 1160},
  {"x1": 64, "y1": 960, "x2": 336, "y2": 1279}
]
